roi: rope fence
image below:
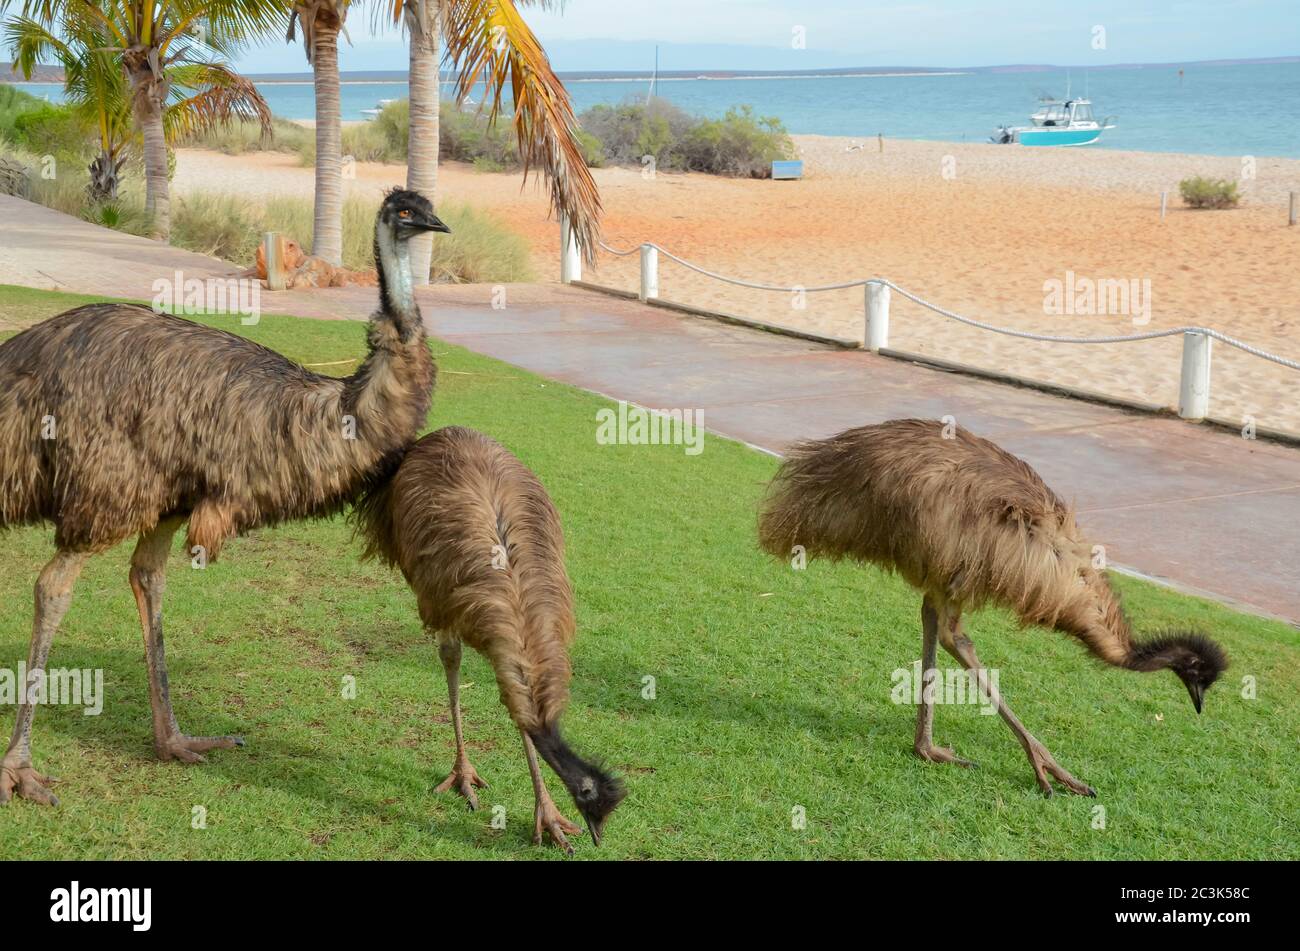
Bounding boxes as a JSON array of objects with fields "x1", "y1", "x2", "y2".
[{"x1": 558, "y1": 213, "x2": 1300, "y2": 422}]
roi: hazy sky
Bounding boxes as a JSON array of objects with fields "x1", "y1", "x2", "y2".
[{"x1": 235, "y1": 0, "x2": 1299, "y2": 73}]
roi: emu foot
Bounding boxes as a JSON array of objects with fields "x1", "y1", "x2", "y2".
[
  {"x1": 534, "y1": 793, "x2": 583, "y2": 854},
  {"x1": 434, "y1": 758, "x2": 488, "y2": 811},
  {"x1": 0, "y1": 759, "x2": 59, "y2": 806},
  {"x1": 156, "y1": 733, "x2": 244, "y2": 764},
  {"x1": 914, "y1": 743, "x2": 977, "y2": 769},
  {"x1": 1024, "y1": 740, "x2": 1095, "y2": 798}
]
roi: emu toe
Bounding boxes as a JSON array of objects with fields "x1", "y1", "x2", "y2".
[
  {"x1": 434, "y1": 758, "x2": 489, "y2": 811},
  {"x1": 534, "y1": 799, "x2": 583, "y2": 854},
  {"x1": 915, "y1": 743, "x2": 978, "y2": 769},
  {"x1": 0, "y1": 761, "x2": 60, "y2": 806},
  {"x1": 155, "y1": 733, "x2": 245, "y2": 764},
  {"x1": 1025, "y1": 741, "x2": 1095, "y2": 797}
]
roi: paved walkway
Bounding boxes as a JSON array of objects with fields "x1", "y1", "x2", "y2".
[{"x1": 2, "y1": 195, "x2": 1297, "y2": 623}]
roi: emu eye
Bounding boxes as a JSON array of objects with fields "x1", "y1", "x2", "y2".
[{"x1": 398, "y1": 209, "x2": 412, "y2": 219}]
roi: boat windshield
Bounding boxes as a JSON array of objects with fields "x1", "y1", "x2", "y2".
[{"x1": 1072, "y1": 102, "x2": 1095, "y2": 123}]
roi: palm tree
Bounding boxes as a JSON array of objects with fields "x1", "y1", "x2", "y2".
[
  {"x1": 7, "y1": 0, "x2": 286, "y2": 240},
  {"x1": 288, "y1": 0, "x2": 348, "y2": 265},
  {"x1": 6, "y1": 10, "x2": 272, "y2": 204},
  {"x1": 296, "y1": 0, "x2": 598, "y2": 278},
  {"x1": 389, "y1": 0, "x2": 439, "y2": 284}
]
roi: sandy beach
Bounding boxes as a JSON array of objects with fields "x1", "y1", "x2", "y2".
[{"x1": 173, "y1": 136, "x2": 1300, "y2": 432}]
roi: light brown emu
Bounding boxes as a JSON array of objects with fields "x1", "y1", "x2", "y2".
[
  {"x1": 355, "y1": 426, "x2": 625, "y2": 852},
  {"x1": 0, "y1": 189, "x2": 448, "y2": 805},
  {"x1": 758, "y1": 417, "x2": 1227, "y2": 796}
]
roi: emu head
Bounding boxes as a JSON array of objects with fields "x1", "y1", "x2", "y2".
[
  {"x1": 1128, "y1": 632, "x2": 1228, "y2": 713},
  {"x1": 377, "y1": 188, "x2": 450, "y2": 242},
  {"x1": 570, "y1": 763, "x2": 627, "y2": 846}
]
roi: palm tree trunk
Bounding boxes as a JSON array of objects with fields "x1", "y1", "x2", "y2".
[
  {"x1": 406, "y1": 7, "x2": 441, "y2": 285},
  {"x1": 130, "y1": 72, "x2": 170, "y2": 240},
  {"x1": 311, "y1": 21, "x2": 344, "y2": 266}
]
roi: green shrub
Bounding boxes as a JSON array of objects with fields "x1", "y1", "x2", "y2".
[
  {"x1": 0, "y1": 85, "x2": 46, "y2": 143},
  {"x1": 679, "y1": 106, "x2": 795, "y2": 178},
  {"x1": 439, "y1": 101, "x2": 519, "y2": 169},
  {"x1": 579, "y1": 100, "x2": 694, "y2": 170},
  {"x1": 578, "y1": 100, "x2": 793, "y2": 177},
  {"x1": 11, "y1": 103, "x2": 95, "y2": 165},
  {"x1": 1178, "y1": 176, "x2": 1240, "y2": 209}
]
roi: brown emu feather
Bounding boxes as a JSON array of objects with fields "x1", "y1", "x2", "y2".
[
  {"x1": 758, "y1": 418, "x2": 1228, "y2": 795},
  {"x1": 356, "y1": 426, "x2": 624, "y2": 851},
  {"x1": 0, "y1": 188, "x2": 445, "y2": 804}
]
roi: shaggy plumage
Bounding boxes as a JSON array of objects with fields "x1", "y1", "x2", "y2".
[
  {"x1": 758, "y1": 418, "x2": 1228, "y2": 794},
  {"x1": 356, "y1": 426, "x2": 624, "y2": 851},
  {"x1": 0, "y1": 188, "x2": 447, "y2": 804}
]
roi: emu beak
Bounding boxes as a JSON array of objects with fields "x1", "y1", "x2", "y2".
[
  {"x1": 1187, "y1": 681, "x2": 1205, "y2": 714},
  {"x1": 417, "y1": 214, "x2": 451, "y2": 234},
  {"x1": 585, "y1": 816, "x2": 603, "y2": 847}
]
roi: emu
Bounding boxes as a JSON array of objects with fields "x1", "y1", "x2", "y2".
[
  {"x1": 758, "y1": 417, "x2": 1227, "y2": 796},
  {"x1": 355, "y1": 426, "x2": 625, "y2": 852},
  {"x1": 0, "y1": 189, "x2": 448, "y2": 805}
]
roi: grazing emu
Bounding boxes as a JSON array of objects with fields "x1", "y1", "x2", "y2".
[
  {"x1": 758, "y1": 418, "x2": 1227, "y2": 796},
  {"x1": 0, "y1": 189, "x2": 448, "y2": 805},
  {"x1": 355, "y1": 426, "x2": 625, "y2": 852}
]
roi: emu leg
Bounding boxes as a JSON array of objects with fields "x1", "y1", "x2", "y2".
[
  {"x1": 130, "y1": 519, "x2": 243, "y2": 763},
  {"x1": 432, "y1": 636, "x2": 487, "y2": 810},
  {"x1": 913, "y1": 596, "x2": 977, "y2": 768},
  {"x1": 0, "y1": 550, "x2": 88, "y2": 805},
  {"x1": 940, "y1": 613, "x2": 1095, "y2": 798},
  {"x1": 521, "y1": 729, "x2": 582, "y2": 853}
]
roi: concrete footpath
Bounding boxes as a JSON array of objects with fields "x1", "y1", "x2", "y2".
[{"x1": 2, "y1": 195, "x2": 1297, "y2": 624}]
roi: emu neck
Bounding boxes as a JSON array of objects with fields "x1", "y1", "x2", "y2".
[{"x1": 375, "y1": 225, "x2": 422, "y2": 339}]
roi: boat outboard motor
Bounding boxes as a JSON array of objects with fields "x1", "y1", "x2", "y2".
[{"x1": 990, "y1": 125, "x2": 1013, "y2": 145}]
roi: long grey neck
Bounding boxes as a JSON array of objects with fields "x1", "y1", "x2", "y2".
[{"x1": 375, "y1": 225, "x2": 422, "y2": 339}]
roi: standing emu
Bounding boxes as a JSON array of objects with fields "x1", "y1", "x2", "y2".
[
  {"x1": 355, "y1": 426, "x2": 625, "y2": 852},
  {"x1": 758, "y1": 418, "x2": 1227, "y2": 796},
  {"x1": 0, "y1": 189, "x2": 448, "y2": 805}
]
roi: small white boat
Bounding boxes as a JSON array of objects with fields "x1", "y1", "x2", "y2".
[
  {"x1": 991, "y1": 97, "x2": 1116, "y2": 147},
  {"x1": 361, "y1": 99, "x2": 398, "y2": 121}
]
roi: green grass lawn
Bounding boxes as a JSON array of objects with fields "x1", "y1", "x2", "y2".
[{"x1": 1, "y1": 283, "x2": 1297, "y2": 860}]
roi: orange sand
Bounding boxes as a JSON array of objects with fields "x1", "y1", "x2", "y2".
[{"x1": 174, "y1": 137, "x2": 1300, "y2": 433}]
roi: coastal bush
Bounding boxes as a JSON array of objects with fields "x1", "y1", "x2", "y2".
[
  {"x1": 439, "y1": 101, "x2": 519, "y2": 169},
  {"x1": 577, "y1": 99, "x2": 794, "y2": 177},
  {"x1": 169, "y1": 191, "x2": 532, "y2": 283},
  {"x1": 678, "y1": 106, "x2": 796, "y2": 177},
  {"x1": 1179, "y1": 176, "x2": 1240, "y2": 209},
  {"x1": 178, "y1": 116, "x2": 311, "y2": 156},
  {"x1": 10, "y1": 102, "x2": 95, "y2": 165},
  {"x1": 579, "y1": 99, "x2": 694, "y2": 169},
  {"x1": 0, "y1": 85, "x2": 46, "y2": 144}
]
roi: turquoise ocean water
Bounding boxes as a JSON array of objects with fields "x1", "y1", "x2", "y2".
[{"x1": 13, "y1": 61, "x2": 1299, "y2": 157}]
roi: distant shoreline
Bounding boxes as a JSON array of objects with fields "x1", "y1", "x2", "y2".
[{"x1": 3, "y1": 54, "x2": 1296, "y2": 86}]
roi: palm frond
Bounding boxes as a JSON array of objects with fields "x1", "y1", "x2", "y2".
[
  {"x1": 441, "y1": 0, "x2": 601, "y2": 260},
  {"x1": 163, "y1": 60, "x2": 273, "y2": 142}
]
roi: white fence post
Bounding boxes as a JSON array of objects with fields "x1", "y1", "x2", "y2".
[
  {"x1": 560, "y1": 212, "x2": 581, "y2": 284},
  {"x1": 866, "y1": 282, "x2": 890, "y2": 351},
  {"x1": 263, "y1": 232, "x2": 287, "y2": 291},
  {"x1": 639, "y1": 244, "x2": 659, "y2": 302},
  {"x1": 1178, "y1": 331, "x2": 1212, "y2": 419}
]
